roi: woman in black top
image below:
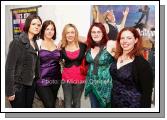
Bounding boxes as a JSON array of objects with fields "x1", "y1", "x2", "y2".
[
  {"x1": 109, "y1": 27, "x2": 153, "y2": 108},
  {"x1": 5, "y1": 14, "x2": 42, "y2": 108}
]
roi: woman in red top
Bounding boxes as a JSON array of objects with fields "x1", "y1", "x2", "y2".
[{"x1": 61, "y1": 24, "x2": 87, "y2": 108}]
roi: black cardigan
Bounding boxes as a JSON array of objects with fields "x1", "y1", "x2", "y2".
[
  {"x1": 132, "y1": 56, "x2": 154, "y2": 107},
  {"x1": 61, "y1": 43, "x2": 87, "y2": 68}
]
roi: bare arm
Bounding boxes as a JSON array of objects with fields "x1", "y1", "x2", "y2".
[
  {"x1": 106, "y1": 40, "x2": 116, "y2": 56},
  {"x1": 92, "y1": 5, "x2": 100, "y2": 22},
  {"x1": 78, "y1": 36, "x2": 87, "y2": 44},
  {"x1": 103, "y1": 23, "x2": 109, "y2": 34},
  {"x1": 119, "y1": 7, "x2": 129, "y2": 31}
]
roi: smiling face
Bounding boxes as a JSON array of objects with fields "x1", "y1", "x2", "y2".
[
  {"x1": 91, "y1": 26, "x2": 103, "y2": 43},
  {"x1": 66, "y1": 26, "x2": 76, "y2": 43},
  {"x1": 120, "y1": 30, "x2": 138, "y2": 53},
  {"x1": 28, "y1": 18, "x2": 42, "y2": 35},
  {"x1": 44, "y1": 24, "x2": 55, "y2": 40}
]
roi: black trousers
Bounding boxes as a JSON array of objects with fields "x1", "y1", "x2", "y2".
[
  {"x1": 36, "y1": 84, "x2": 60, "y2": 108},
  {"x1": 10, "y1": 81, "x2": 36, "y2": 108}
]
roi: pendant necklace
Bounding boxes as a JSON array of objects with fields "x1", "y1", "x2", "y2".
[
  {"x1": 120, "y1": 59, "x2": 123, "y2": 63},
  {"x1": 120, "y1": 56, "x2": 124, "y2": 63}
]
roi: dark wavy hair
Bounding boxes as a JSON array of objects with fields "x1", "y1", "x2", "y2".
[
  {"x1": 40, "y1": 20, "x2": 56, "y2": 40},
  {"x1": 87, "y1": 22, "x2": 109, "y2": 48},
  {"x1": 23, "y1": 14, "x2": 42, "y2": 39}
]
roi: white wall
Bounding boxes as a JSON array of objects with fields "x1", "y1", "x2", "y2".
[
  {"x1": 5, "y1": 5, "x2": 91, "y2": 56},
  {"x1": 39, "y1": 5, "x2": 91, "y2": 43}
]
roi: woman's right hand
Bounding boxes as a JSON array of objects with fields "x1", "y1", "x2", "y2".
[{"x1": 8, "y1": 95, "x2": 15, "y2": 101}]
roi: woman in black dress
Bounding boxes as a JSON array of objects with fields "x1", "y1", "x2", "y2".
[{"x1": 109, "y1": 27, "x2": 153, "y2": 108}]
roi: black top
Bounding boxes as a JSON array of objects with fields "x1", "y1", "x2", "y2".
[
  {"x1": 61, "y1": 43, "x2": 87, "y2": 68},
  {"x1": 109, "y1": 56, "x2": 154, "y2": 107},
  {"x1": 107, "y1": 22, "x2": 118, "y2": 41},
  {"x1": 132, "y1": 56, "x2": 154, "y2": 107},
  {"x1": 110, "y1": 61, "x2": 142, "y2": 107}
]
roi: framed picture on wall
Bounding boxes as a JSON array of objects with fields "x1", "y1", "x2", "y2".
[{"x1": 11, "y1": 6, "x2": 40, "y2": 40}]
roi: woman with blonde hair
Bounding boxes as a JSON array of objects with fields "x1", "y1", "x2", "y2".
[{"x1": 61, "y1": 24, "x2": 87, "y2": 108}]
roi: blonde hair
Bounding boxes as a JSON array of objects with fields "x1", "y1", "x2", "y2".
[{"x1": 61, "y1": 24, "x2": 79, "y2": 48}]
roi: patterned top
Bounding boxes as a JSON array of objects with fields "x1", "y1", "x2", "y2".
[
  {"x1": 84, "y1": 48, "x2": 113, "y2": 107},
  {"x1": 36, "y1": 49, "x2": 61, "y2": 86},
  {"x1": 109, "y1": 61, "x2": 142, "y2": 107}
]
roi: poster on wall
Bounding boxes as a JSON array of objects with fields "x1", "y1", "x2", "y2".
[
  {"x1": 12, "y1": 6, "x2": 39, "y2": 40},
  {"x1": 92, "y1": 5, "x2": 155, "y2": 58},
  {"x1": 92, "y1": 4, "x2": 155, "y2": 74}
]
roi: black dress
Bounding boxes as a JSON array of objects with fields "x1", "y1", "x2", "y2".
[{"x1": 110, "y1": 61, "x2": 141, "y2": 108}]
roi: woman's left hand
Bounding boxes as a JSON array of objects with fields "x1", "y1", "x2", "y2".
[{"x1": 123, "y1": 7, "x2": 129, "y2": 16}]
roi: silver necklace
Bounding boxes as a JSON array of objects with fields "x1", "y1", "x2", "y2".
[
  {"x1": 120, "y1": 59, "x2": 124, "y2": 63},
  {"x1": 120, "y1": 56, "x2": 128, "y2": 63}
]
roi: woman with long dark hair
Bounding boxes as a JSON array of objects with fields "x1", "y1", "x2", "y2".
[
  {"x1": 5, "y1": 14, "x2": 42, "y2": 108},
  {"x1": 36, "y1": 20, "x2": 61, "y2": 107}
]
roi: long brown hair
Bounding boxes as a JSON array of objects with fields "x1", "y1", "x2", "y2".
[
  {"x1": 40, "y1": 20, "x2": 56, "y2": 40},
  {"x1": 115, "y1": 27, "x2": 143, "y2": 59}
]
